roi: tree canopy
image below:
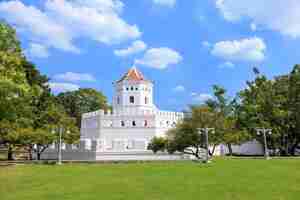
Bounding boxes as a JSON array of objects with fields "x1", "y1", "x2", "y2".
[{"x1": 57, "y1": 88, "x2": 109, "y2": 128}]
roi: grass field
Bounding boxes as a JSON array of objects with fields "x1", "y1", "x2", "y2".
[{"x1": 1, "y1": 159, "x2": 300, "y2": 200}]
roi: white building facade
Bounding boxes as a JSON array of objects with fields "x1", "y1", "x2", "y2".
[{"x1": 80, "y1": 67, "x2": 184, "y2": 152}]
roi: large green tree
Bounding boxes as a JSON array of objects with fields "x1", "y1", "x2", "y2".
[
  {"x1": 237, "y1": 66, "x2": 300, "y2": 155},
  {"x1": 148, "y1": 106, "x2": 222, "y2": 159},
  {"x1": 57, "y1": 88, "x2": 109, "y2": 127},
  {"x1": 0, "y1": 22, "x2": 35, "y2": 159},
  {"x1": 205, "y1": 85, "x2": 250, "y2": 155}
]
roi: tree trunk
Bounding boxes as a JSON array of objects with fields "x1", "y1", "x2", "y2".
[
  {"x1": 227, "y1": 143, "x2": 233, "y2": 156},
  {"x1": 290, "y1": 142, "x2": 299, "y2": 156},
  {"x1": 27, "y1": 146, "x2": 33, "y2": 160},
  {"x1": 37, "y1": 152, "x2": 41, "y2": 160},
  {"x1": 209, "y1": 144, "x2": 216, "y2": 156},
  {"x1": 7, "y1": 146, "x2": 14, "y2": 160},
  {"x1": 28, "y1": 149, "x2": 33, "y2": 160}
]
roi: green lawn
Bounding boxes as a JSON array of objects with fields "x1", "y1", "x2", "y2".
[{"x1": 1, "y1": 159, "x2": 300, "y2": 200}]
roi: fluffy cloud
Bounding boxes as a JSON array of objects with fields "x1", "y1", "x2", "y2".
[
  {"x1": 0, "y1": 0, "x2": 78, "y2": 53},
  {"x1": 153, "y1": 0, "x2": 176, "y2": 8},
  {"x1": 48, "y1": 82, "x2": 80, "y2": 93},
  {"x1": 45, "y1": 0, "x2": 140, "y2": 45},
  {"x1": 173, "y1": 85, "x2": 185, "y2": 92},
  {"x1": 218, "y1": 61, "x2": 235, "y2": 69},
  {"x1": 211, "y1": 37, "x2": 266, "y2": 62},
  {"x1": 25, "y1": 43, "x2": 49, "y2": 58},
  {"x1": 191, "y1": 93, "x2": 213, "y2": 102},
  {"x1": 0, "y1": 0, "x2": 141, "y2": 54},
  {"x1": 114, "y1": 40, "x2": 147, "y2": 57},
  {"x1": 53, "y1": 72, "x2": 96, "y2": 82},
  {"x1": 135, "y1": 47, "x2": 182, "y2": 69},
  {"x1": 216, "y1": 0, "x2": 300, "y2": 38}
]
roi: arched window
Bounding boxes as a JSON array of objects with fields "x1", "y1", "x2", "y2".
[
  {"x1": 145, "y1": 97, "x2": 148, "y2": 104},
  {"x1": 135, "y1": 87, "x2": 138, "y2": 91},
  {"x1": 132, "y1": 121, "x2": 136, "y2": 127},
  {"x1": 121, "y1": 121, "x2": 125, "y2": 127},
  {"x1": 131, "y1": 86, "x2": 134, "y2": 91},
  {"x1": 130, "y1": 96, "x2": 134, "y2": 104},
  {"x1": 117, "y1": 96, "x2": 120, "y2": 104},
  {"x1": 144, "y1": 120, "x2": 148, "y2": 127}
]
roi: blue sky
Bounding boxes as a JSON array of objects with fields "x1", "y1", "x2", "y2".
[{"x1": 1, "y1": 0, "x2": 300, "y2": 111}]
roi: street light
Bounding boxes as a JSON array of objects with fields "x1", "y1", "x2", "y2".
[
  {"x1": 197, "y1": 128, "x2": 215, "y2": 163},
  {"x1": 52, "y1": 127, "x2": 70, "y2": 165},
  {"x1": 256, "y1": 128, "x2": 272, "y2": 160}
]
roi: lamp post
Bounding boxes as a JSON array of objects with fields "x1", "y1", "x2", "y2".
[
  {"x1": 197, "y1": 128, "x2": 215, "y2": 163},
  {"x1": 57, "y1": 127, "x2": 63, "y2": 165},
  {"x1": 52, "y1": 127, "x2": 70, "y2": 165},
  {"x1": 256, "y1": 128, "x2": 272, "y2": 159}
]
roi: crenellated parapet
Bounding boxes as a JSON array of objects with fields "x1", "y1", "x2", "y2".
[{"x1": 82, "y1": 109, "x2": 184, "y2": 119}]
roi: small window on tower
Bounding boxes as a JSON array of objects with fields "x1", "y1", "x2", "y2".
[
  {"x1": 121, "y1": 121, "x2": 125, "y2": 127},
  {"x1": 132, "y1": 121, "x2": 136, "y2": 127},
  {"x1": 131, "y1": 86, "x2": 134, "y2": 91},
  {"x1": 144, "y1": 120, "x2": 148, "y2": 127},
  {"x1": 117, "y1": 97, "x2": 120, "y2": 104},
  {"x1": 126, "y1": 87, "x2": 129, "y2": 91},
  {"x1": 136, "y1": 87, "x2": 138, "y2": 90},
  {"x1": 130, "y1": 96, "x2": 134, "y2": 103},
  {"x1": 145, "y1": 97, "x2": 148, "y2": 104}
]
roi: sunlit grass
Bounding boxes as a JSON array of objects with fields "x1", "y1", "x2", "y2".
[{"x1": 1, "y1": 158, "x2": 300, "y2": 200}]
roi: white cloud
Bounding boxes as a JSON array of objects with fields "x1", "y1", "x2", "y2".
[
  {"x1": 135, "y1": 47, "x2": 182, "y2": 69},
  {"x1": 211, "y1": 37, "x2": 266, "y2": 62},
  {"x1": 191, "y1": 93, "x2": 213, "y2": 102},
  {"x1": 216, "y1": 0, "x2": 300, "y2": 38},
  {"x1": 53, "y1": 72, "x2": 96, "y2": 82},
  {"x1": 25, "y1": 43, "x2": 49, "y2": 58},
  {"x1": 114, "y1": 40, "x2": 147, "y2": 57},
  {"x1": 173, "y1": 85, "x2": 185, "y2": 92},
  {"x1": 0, "y1": 0, "x2": 141, "y2": 54},
  {"x1": 218, "y1": 61, "x2": 235, "y2": 69},
  {"x1": 45, "y1": 0, "x2": 141, "y2": 45},
  {"x1": 48, "y1": 82, "x2": 80, "y2": 93},
  {"x1": 153, "y1": 0, "x2": 176, "y2": 8},
  {"x1": 76, "y1": 0, "x2": 124, "y2": 14},
  {"x1": 0, "y1": 0, "x2": 79, "y2": 53}
]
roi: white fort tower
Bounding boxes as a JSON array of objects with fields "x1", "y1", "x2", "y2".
[{"x1": 80, "y1": 67, "x2": 184, "y2": 151}]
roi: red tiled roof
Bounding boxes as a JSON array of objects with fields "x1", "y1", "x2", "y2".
[{"x1": 117, "y1": 67, "x2": 149, "y2": 83}]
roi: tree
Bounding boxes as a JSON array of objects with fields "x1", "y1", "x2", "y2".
[
  {"x1": 148, "y1": 106, "x2": 220, "y2": 159},
  {"x1": 147, "y1": 137, "x2": 167, "y2": 153},
  {"x1": 0, "y1": 22, "x2": 35, "y2": 160},
  {"x1": 0, "y1": 119, "x2": 33, "y2": 160},
  {"x1": 0, "y1": 21, "x2": 21, "y2": 54},
  {"x1": 287, "y1": 65, "x2": 300, "y2": 155},
  {"x1": 237, "y1": 66, "x2": 300, "y2": 155},
  {"x1": 205, "y1": 85, "x2": 250, "y2": 155},
  {"x1": 0, "y1": 21, "x2": 80, "y2": 160},
  {"x1": 30, "y1": 102, "x2": 80, "y2": 160},
  {"x1": 57, "y1": 88, "x2": 109, "y2": 127}
]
